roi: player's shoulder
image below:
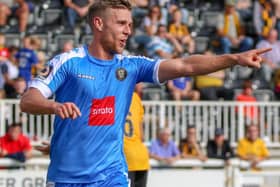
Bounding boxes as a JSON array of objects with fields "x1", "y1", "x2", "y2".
[
  {"x1": 48, "y1": 46, "x2": 86, "y2": 67},
  {"x1": 115, "y1": 54, "x2": 155, "y2": 63}
]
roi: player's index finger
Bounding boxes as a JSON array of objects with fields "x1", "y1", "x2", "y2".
[{"x1": 256, "y1": 48, "x2": 272, "y2": 55}]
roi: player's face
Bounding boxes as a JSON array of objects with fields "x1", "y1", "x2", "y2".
[{"x1": 101, "y1": 8, "x2": 132, "y2": 54}]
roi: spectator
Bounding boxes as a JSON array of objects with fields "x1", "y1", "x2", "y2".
[
  {"x1": 29, "y1": 36, "x2": 42, "y2": 52},
  {"x1": 0, "y1": 1, "x2": 12, "y2": 30},
  {"x1": 0, "y1": 123, "x2": 32, "y2": 162},
  {"x1": 63, "y1": 40, "x2": 74, "y2": 53},
  {"x1": 179, "y1": 125, "x2": 207, "y2": 161},
  {"x1": 0, "y1": 34, "x2": 10, "y2": 62},
  {"x1": 148, "y1": 1, "x2": 190, "y2": 26},
  {"x1": 272, "y1": 0, "x2": 280, "y2": 40},
  {"x1": 124, "y1": 92, "x2": 150, "y2": 187},
  {"x1": 3, "y1": 46, "x2": 19, "y2": 97},
  {"x1": 256, "y1": 29, "x2": 280, "y2": 82},
  {"x1": 33, "y1": 51, "x2": 46, "y2": 77},
  {"x1": 253, "y1": 0, "x2": 275, "y2": 39},
  {"x1": 5, "y1": 77, "x2": 26, "y2": 98},
  {"x1": 0, "y1": 62, "x2": 7, "y2": 91},
  {"x1": 142, "y1": 5, "x2": 163, "y2": 36},
  {"x1": 0, "y1": 34, "x2": 15, "y2": 92},
  {"x1": 64, "y1": 0, "x2": 95, "y2": 30},
  {"x1": 6, "y1": 46, "x2": 19, "y2": 80},
  {"x1": 207, "y1": 128, "x2": 234, "y2": 163},
  {"x1": 15, "y1": 35, "x2": 38, "y2": 84},
  {"x1": 146, "y1": 24, "x2": 183, "y2": 59},
  {"x1": 195, "y1": 50, "x2": 234, "y2": 100},
  {"x1": 133, "y1": 5, "x2": 163, "y2": 48},
  {"x1": 0, "y1": 0, "x2": 31, "y2": 32},
  {"x1": 236, "y1": 0, "x2": 253, "y2": 21},
  {"x1": 235, "y1": 80, "x2": 258, "y2": 125},
  {"x1": 169, "y1": 8, "x2": 195, "y2": 54},
  {"x1": 131, "y1": 0, "x2": 149, "y2": 18},
  {"x1": 149, "y1": 127, "x2": 180, "y2": 165},
  {"x1": 237, "y1": 124, "x2": 269, "y2": 169},
  {"x1": 30, "y1": 36, "x2": 43, "y2": 78},
  {"x1": 216, "y1": 0, "x2": 253, "y2": 54},
  {"x1": 0, "y1": 89, "x2": 5, "y2": 98},
  {"x1": 274, "y1": 69, "x2": 280, "y2": 100},
  {"x1": 167, "y1": 76, "x2": 200, "y2": 101}
]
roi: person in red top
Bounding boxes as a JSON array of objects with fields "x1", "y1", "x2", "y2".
[
  {"x1": 0, "y1": 34, "x2": 10, "y2": 62},
  {"x1": 236, "y1": 80, "x2": 258, "y2": 124},
  {"x1": 0, "y1": 123, "x2": 32, "y2": 162}
]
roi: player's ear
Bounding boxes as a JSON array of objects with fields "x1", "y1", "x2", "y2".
[{"x1": 93, "y1": 17, "x2": 103, "y2": 31}]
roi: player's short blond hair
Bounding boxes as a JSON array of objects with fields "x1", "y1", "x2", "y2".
[{"x1": 87, "y1": 0, "x2": 132, "y2": 30}]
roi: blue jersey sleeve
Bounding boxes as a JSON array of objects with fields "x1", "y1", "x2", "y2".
[
  {"x1": 131, "y1": 56, "x2": 162, "y2": 84},
  {"x1": 29, "y1": 54, "x2": 68, "y2": 98}
]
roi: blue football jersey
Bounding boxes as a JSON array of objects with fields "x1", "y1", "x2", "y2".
[{"x1": 29, "y1": 46, "x2": 161, "y2": 183}]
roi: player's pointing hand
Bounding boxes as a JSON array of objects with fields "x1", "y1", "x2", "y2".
[
  {"x1": 236, "y1": 48, "x2": 272, "y2": 68},
  {"x1": 53, "y1": 102, "x2": 82, "y2": 120}
]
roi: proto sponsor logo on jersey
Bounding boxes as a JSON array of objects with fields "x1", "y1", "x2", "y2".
[{"x1": 89, "y1": 96, "x2": 115, "y2": 126}]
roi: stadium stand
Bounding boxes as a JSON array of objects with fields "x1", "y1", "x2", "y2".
[{"x1": 0, "y1": 0, "x2": 280, "y2": 186}]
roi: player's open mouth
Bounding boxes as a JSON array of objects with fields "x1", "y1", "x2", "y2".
[{"x1": 120, "y1": 39, "x2": 126, "y2": 46}]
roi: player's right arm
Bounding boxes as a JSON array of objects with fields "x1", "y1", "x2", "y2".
[
  {"x1": 20, "y1": 51, "x2": 82, "y2": 119},
  {"x1": 20, "y1": 88, "x2": 81, "y2": 119}
]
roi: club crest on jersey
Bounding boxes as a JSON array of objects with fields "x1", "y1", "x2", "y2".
[
  {"x1": 116, "y1": 68, "x2": 127, "y2": 81},
  {"x1": 37, "y1": 65, "x2": 53, "y2": 80}
]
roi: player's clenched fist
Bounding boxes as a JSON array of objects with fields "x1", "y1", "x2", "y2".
[{"x1": 53, "y1": 102, "x2": 81, "y2": 119}]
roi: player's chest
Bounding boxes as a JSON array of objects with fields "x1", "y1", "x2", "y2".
[{"x1": 69, "y1": 64, "x2": 134, "y2": 93}]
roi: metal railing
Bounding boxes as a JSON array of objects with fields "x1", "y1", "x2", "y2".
[
  {"x1": 1, "y1": 100, "x2": 280, "y2": 147},
  {"x1": 142, "y1": 101, "x2": 280, "y2": 147}
]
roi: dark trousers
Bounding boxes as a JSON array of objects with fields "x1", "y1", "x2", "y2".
[
  {"x1": 128, "y1": 170, "x2": 148, "y2": 187},
  {"x1": 199, "y1": 87, "x2": 234, "y2": 100}
]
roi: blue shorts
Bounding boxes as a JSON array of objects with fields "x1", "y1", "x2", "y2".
[{"x1": 46, "y1": 172, "x2": 129, "y2": 187}]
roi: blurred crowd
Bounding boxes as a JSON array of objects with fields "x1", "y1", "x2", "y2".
[
  {"x1": 0, "y1": 0, "x2": 280, "y2": 102},
  {"x1": 0, "y1": 0, "x2": 277, "y2": 169},
  {"x1": 149, "y1": 124, "x2": 269, "y2": 169}
]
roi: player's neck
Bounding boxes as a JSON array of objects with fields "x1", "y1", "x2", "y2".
[{"x1": 88, "y1": 41, "x2": 114, "y2": 60}]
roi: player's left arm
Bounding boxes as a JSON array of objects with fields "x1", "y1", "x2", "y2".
[{"x1": 158, "y1": 48, "x2": 271, "y2": 83}]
